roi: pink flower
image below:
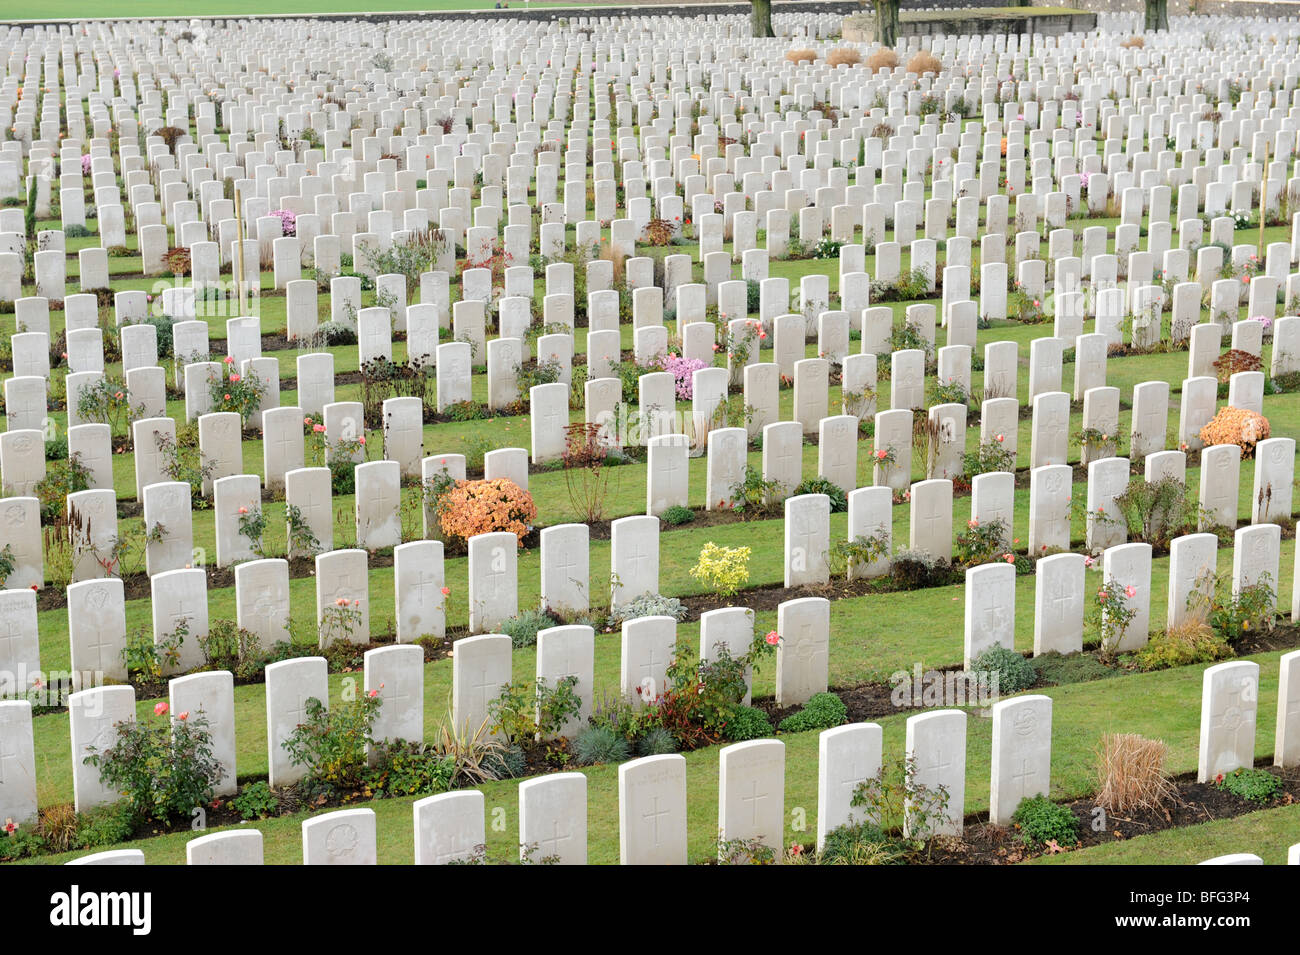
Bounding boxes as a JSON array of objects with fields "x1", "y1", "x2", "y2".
[
  {"x1": 224, "y1": 394, "x2": 231, "y2": 401},
  {"x1": 352, "y1": 599, "x2": 360, "y2": 607},
  {"x1": 765, "y1": 630, "x2": 780, "y2": 646},
  {"x1": 1124, "y1": 585, "x2": 1137, "y2": 599},
  {"x1": 441, "y1": 586, "x2": 450, "y2": 596},
  {"x1": 229, "y1": 373, "x2": 241, "y2": 383},
  {"x1": 313, "y1": 424, "x2": 326, "y2": 433},
  {"x1": 304, "y1": 416, "x2": 312, "y2": 425},
  {"x1": 154, "y1": 702, "x2": 169, "y2": 716},
  {"x1": 1084, "y1": 556, "x2": 1095, "y2": 567},
  {"x1": 1098, "y1": 590, "x2": 1109, "y2": 601},
  {"x1": 368, "y1": 689, "x2": 379, "y2": 698},
  {"x1": 177, "y1": 711, "x2": 189, "y2": 721},
  {"x1": 1004, "y1": 553, "x2": 1015, "y2": 563},
  {"x1": 995, "y1": 433, "x2": 1004, "y2": 443},
  {"x1": 968, "y1": 519, "x2": 979, "y2": 529},
  {"x1": 223, "y1": 355, "x2": 234, "y2": 364},
  {"x1": 875, "y1": 449, "x2": 888, "y2": 460},
  {"x1": 238, "y1": 506, "x2": 248, "y2": 514},
  {"x1": 358, "y1": 437, "x2": 366, "y2": 445}
]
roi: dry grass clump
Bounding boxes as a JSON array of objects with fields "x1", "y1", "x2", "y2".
[
  {"x1": 826, "y1": 47, "x2": 862, "y2": 68},
  {"x1": 906, "y1": 50, "x2": 943, "y2": 75},
  {"x1": 1095, "y1": 733, "x2": 1178, "y2": 813},
  {"x1": 1199, "y1": 406, "x2": 1271, "y2": 457},
  {"x1": 598, "y1": 241, "x2": 627, "y2": 286},
  {"x1": 1121, "y1": 36, "x2": 1145, "y2": 49},
  {"x1": 785, "y1": 49, "x2": 817, "y2": 64},
  {"x1": 866, "y1": 48, "x2": 898, "y2": 73}
]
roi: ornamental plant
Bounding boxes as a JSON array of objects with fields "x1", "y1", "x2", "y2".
[
  {"x1": 84, "y1": 705, "x2": 222, "y2": 823},
  {"x1": 661, "y1": 354, "x2": 709, "y2": 399},
  {"x1": 282, "y1": 692, "x2": 382, "y2": 794},
  {"x1": 76, "y1": 375, "x2": 144, "y2": 438},
  {"x1": 1198, "y1": 406, "x2": 1270, "y2": 457},
  {"x1": 689, "y1": 541, "x2": 752, "y2": 598},
  {"x1": 1091, "y1": 581, "x2": 1139, "y2": 660},
  {"x1": 269, "y1": 208, "x2": 296, "y2": 236},
  {"x1": 208, "y1": 359, "x2": 266, "y2": 422},
  {"x1": 436, "y1": 477, "x2": 537, "y2": 546},
  {"x1": 961, "y1": 438, "x2": 1015, "y2": 476}
]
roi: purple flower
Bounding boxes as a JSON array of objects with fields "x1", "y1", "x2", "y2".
[
  {"x1": 270, "y1": 208, "x2": 296, "y2": 237},
  {"x1": 661, "y1": 355, "x2": 710, "y2": 400}
]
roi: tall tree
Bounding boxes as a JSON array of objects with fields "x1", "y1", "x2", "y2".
[
  {"x1": 751, "y1": 0, "x2": 775, "y2": 38},
  {"x1": 876, "y1": 0, "x2": 900, "y2": 48},
  {"x1": 1145, "y1": 0, "x2": 1169, "y2": 31}
]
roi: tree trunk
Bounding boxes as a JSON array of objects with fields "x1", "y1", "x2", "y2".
[
  {"x1": 1145, "y1": 0, "x2": 1168, "y2": 31},
  {"x1": 751, "y1": 0, "x2": 774, "y2": 38},
  {"x1": 876, "y1": 0, "x2": 900, "y2": 48}
]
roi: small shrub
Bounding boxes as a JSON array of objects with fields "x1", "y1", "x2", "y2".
[
  {"x1": 784, "y1": 48, "x2": 817, "y2": 64},
  {"x1": 230, "y1": 781, "x2": 280, "y2": 820},
  {"x1": 500, "y1": 608, "x2": 558, "y2": 649},
  {"x1": 689, "y1": 542, "x2": 752, "y2": 598},
  {"x1": 906, "y1": 51, "x2": 943, "y2": 75},
  {"x1": 436, "y1": 477, "x2": 537, "y2": 545},
  {"x1": 777, "y1": 692, "x2": 847, "y2": 733},
  {"x1": 970, "y1": 646, "x2": 1037, "y2": 694},
  {"x1": 1131, "y1": 618, "x2": 1232, "y2": 671},
  {"x1": 1211, "y1": 348, "x2": 1261, "y2": 383},
  {"x1": 866, "y1": 48, "x2": 898, "y2": 73},
  {"x1": 84, "y1": 707, "x2": 222, "y2": 824},
  {"x1": 1011, "y1": 794, "x2": 1079, "y2": 847},
  {"x1": 1095, "y1": 733, "x2": 1177, "y2": 813},
  {"x1": 73, "y1": 802, "x2": 136, "y2": 849},
  {"x1": 660, "y1": 504, "x2": 696, "y2": 526},
  {"x1": 365, "y1": 742, "x2": 457, "y2": 797},
  {"x1": 723, "y1": 705, "x2": 773, "y2": 741},
  {"x1": 636, "y1": 726, "x2": 679, "y2": 756},
  {"x1": 282, "y1": 694, "x2": 381, "y2": 794},
  {"x1": 1214, "y1": 768, "x2": 1282, "y2": 803},
  {"x1": 817, "y1": 821, "x2": 905, "y2": 864},
  {"x1": 606, "y1": 592, "x2": 688, "y2": 628},
  {"x1": 1120, "y1": 36, "x2": 1145, "y2": 49},
  {"x1": 792, "y1": 477, "x2": 848, "y2": 513},
  {"x1": 1198, "y1": 406, "x2": 1270, "y2": 457},
  {"x1": 572, "y1": 725, "x2": 632, "y2": 765}
]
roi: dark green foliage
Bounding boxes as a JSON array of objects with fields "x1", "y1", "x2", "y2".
[
  {"x1": 971, "y1": 646, "x2": 1037, "y2": 694},
  {"x1": 778, "y1": 692, "x2": 848, "y2": 733},
  {"x1": 660, "y1": 504, "x2": 696, "y2": 526},
  {"x1": 722, "y1": 704, "x2": 773, "y2": 741},
  {"x1": 1011, "y1": 794, "x2": 1079, "y2": 846},
  {"x1": 1214, "y1": 768, "x2": 1283, "y2": 803},
  {"x1": 793, "y1": 477, "x2": 848, "y2": 512},
  {"x1": 230, "y1": 781, "x2": 280, "y2": 820},
  {"x1": 1030, "y1": 651, "x2": 1120, "y2": 687}
]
